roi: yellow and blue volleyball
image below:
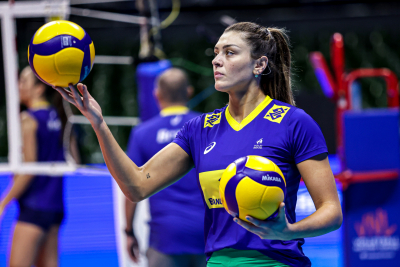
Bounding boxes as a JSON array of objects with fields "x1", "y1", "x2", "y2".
[
  {"x1": 219, "y1": 156, "x2": 286, "y2": 222},
  {"x1": 28, "y1": 20, "x2": 95, "y2": 87}
]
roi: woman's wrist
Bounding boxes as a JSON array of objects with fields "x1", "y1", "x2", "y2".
[
  {"x1": 284, "y1": 222, "x2": 299, "y2": 240},
  {"x1": 124, "y1": 228, "x2": 135, "y2": 237},
  {"x1": 92, "y1": 118, "x2": 106, "y2": 132}
]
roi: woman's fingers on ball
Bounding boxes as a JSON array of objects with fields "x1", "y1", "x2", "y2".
[
  {"x1": 277, "y1": 203, "x2": 286, "y2": 219},
  {"x1": 234, "y1": 217, "x2": 260, "y2": 233},
  {"x1": 77, "y1": 84, "x2": 90, "y2": 107},
  {"x1": 54, "y1": 87, "x2": 75, "y2": 104},
  {"x1": 76, "y1": 83, "x2": 85, "y2": 94},
  {"x1": 82, "y1": 85, "x2": 90, "y2": 108},
  {"x1": 246, "y1": 216, "x2": 262, "y2": 227},
  {"x1": 68, "y1": 84, "x2": 83, "y2": 108}
]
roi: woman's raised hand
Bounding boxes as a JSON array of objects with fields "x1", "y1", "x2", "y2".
[{"x1": 54, "y1": 83, "x2": 103, "y2": 128}]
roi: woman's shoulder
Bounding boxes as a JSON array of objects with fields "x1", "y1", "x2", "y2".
[
  {"x1": 186, "y1": 106, "x2": 227, "y2": 128},
  {"x1": 269, "y1": 99, "x2": 320, "y2": 130},
  {"x1": 20, "y1": 111, "x2": 38, "y2": 132}
]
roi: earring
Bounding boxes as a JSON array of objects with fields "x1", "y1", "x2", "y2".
[{"x1": 255, "y1": 74, "x2": 259, "y2": 78}]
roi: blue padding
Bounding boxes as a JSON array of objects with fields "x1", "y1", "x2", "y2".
[
  {"x1": 0, "y1": 172, "x2": 119, "y2": 267},
  {"x1": 0, "y1": 172, "x2": 344, "y2": 267},
  {"x1": 297, "y1": 181, "x2": 343, "y2": 267},
  {"x1": 136, "y1": 60, "x2": 172, "y2": 122},
  {"x1": 344, "y1": 108, "x2": 400, "y2": 171}
]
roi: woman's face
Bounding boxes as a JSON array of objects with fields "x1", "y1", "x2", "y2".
[
  {"x1": 212, "y1": 31, "x2": 256, "y2": 92},
  {"x1": 18, "y1": 68, "x2": 36, "y2": 105}
]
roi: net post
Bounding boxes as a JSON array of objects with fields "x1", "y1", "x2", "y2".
[{"x1": 1, "y1": 8, "x2": 22, "y2": 170}]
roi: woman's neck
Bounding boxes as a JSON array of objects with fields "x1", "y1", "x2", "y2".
[
  {"x1": 227, "y1": 84, "x2": 266, "y2": 123},
  {"x1": 27, "y1": 97, "x2": 49, "y2": 109}
]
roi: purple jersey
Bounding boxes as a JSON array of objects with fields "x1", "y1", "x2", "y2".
[
  {"x1": 173, "y1": 96, "x2": 328, "y2": 266},
  {"x1": 18, "y1": 107, "x2": 65, "y2": 212},
  {"x1": 127, "y1": 106, "x2": 205, "y2": 255}
]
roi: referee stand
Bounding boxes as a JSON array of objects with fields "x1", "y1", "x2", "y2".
[{"x1": 310, "y1": 33, "x2": 400, "y2": 267}]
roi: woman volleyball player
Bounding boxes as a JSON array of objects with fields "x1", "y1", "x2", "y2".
[
  {"x1": 54, "y1": 22, "x2": 342, "y2": 266},
  {"x1": 0, "y1": 66, "x2": 79, "y2": 267}
]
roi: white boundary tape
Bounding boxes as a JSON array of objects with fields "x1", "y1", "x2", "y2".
[{"x1": 112, "y1": 178, "x2": 150, "y2": 267}]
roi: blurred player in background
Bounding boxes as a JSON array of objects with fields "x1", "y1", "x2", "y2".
[
  {"x1": 125, "y1": 68, "x2": 206, "y2": 267},
  {"x1": 0, "y1": 66, "x2": 79, "y2": 267}
]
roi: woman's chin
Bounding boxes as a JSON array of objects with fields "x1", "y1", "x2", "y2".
[{"x1": 214, "y1": 82, "x2": 230, "y2": 92}]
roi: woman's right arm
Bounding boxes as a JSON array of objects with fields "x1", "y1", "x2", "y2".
[{"x1": 55, "y1": 83, "x2": 193, "y2": 202}]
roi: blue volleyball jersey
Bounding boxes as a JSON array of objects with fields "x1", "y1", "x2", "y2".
[
  {"x1": 127, "y1": 106, "x2": 205, "y2": 255},
  {"x1": 173, "y1": 96, "x2": 328, "y2": 266},
  {"x1": 18, "y1": 107, "x2": 65, "y2": 212}
]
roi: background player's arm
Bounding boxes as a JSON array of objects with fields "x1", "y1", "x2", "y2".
[
  {"x1": 125, "y1": 198, "x2": 137, "y2": 234},
  {"x1": 125, "y1": 198, "x2": 140, "y2": 262},
  {"x1": 0, "y1": 113, "x2": 37, "y2": 215},
  {"x1": 55, "y1": 84, "x2": 193, "y2": 202}
]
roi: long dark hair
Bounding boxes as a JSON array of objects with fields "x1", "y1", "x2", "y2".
[
  {"x1": 224, "y1": 22, "x2": 294, "y2": 106},
  {"x1": 32, "y1": 74, "x2": 68, "y2": 134}
]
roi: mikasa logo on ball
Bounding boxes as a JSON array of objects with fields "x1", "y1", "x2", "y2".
[{"x1": 262, "y1": 174, "x2": 281, "y2": 182}]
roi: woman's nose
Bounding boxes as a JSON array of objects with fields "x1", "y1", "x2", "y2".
[{"x1": 212, "y1": 54, "x2": 222, "y2": 67}]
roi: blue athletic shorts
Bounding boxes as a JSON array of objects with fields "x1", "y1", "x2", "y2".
[{"x1": 18, "y1": 205, "x2": 64, "y2": 231}]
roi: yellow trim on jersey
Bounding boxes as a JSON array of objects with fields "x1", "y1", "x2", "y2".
[
  {"x1": 160, "y1": 106, "x2": 189, "y2": 116},
  {"x1": 225, "y1": 95, "x2": 273, "y2": 131},
  {"x1": 31, "y1": 101, "x2": 50, "y2": 110}
]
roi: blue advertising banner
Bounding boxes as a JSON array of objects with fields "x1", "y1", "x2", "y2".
[{"x1": 344, "y1": 179, "x2": 400, "y2": 266}]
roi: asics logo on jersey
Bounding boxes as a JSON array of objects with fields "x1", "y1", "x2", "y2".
[
  {"x1": 204, "y1": 142, "x2": 216, "y2": 154},
  {"x1": 257, "y1": 138, "x2": 263, "y2": 144},
  {"x1": 264, "y1": 104, "x2": 291, "y2": 124},
  {"x1": 204, "y1": 112, "x2": 221, "y2": 128},
  {"x1": 262, "y1": 174, "x2": 281, "y2": 182}
]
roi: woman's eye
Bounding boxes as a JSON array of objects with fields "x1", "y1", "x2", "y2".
[{"x1": 226, "y1": 51, "x2": 234, "y2": 55}]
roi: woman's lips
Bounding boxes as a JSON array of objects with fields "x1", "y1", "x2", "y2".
[{"x1": 214, "y1": 72, "x2": 224, "y2": 78}]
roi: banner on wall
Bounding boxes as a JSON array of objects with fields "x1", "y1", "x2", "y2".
[
  {"x1": 344, "y1": 180, "x2": 400, "y2": 267},
  {"x1": 352, "y1": 208, "x2": 399, "y2": 261}
]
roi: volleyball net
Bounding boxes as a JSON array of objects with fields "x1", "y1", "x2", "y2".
[{"x1": 0, "y1": 1, "x2": 160, "y2": 266}]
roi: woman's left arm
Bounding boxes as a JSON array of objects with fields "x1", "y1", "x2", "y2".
[
  {"x1": 234, "y1": 154, "x2": 343, "y2": 240},
  {"x1": 0, "y1": 112, "x2": 37, "y2": 217}
]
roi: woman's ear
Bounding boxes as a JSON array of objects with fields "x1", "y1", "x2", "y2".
[
  {"x1": 187, "y1": 85, "x2": 194, "y2": 99},
  {"x1": 253, "y1": 56, "x2": 268, "y2": 75}
]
